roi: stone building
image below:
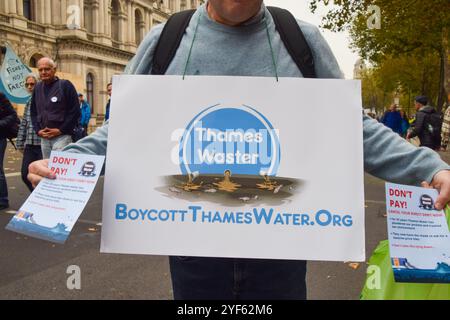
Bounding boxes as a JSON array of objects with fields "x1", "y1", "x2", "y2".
[{"x1": 0, "y1": 0, "x2": 203, "y2": 119}]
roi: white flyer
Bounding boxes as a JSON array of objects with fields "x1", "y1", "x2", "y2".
[
  {"x1": 102, "y1": 75, "x2": 365, "y2": 261},
  {"x1": 6, "y1": 151, "x2": 105, "y2": 243},
  {"x1": 386, "y1": 183, "x2": 450, "y2": 283}
]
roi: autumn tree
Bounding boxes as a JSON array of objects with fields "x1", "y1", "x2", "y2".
[{"x1": 310, "y1": 0, "x2": 450, "y2": 110}]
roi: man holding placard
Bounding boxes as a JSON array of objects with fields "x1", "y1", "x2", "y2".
[{"x1": 27, "y1": 0, "x2": 450, "y2": 300}]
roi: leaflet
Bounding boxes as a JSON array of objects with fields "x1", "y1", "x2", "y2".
[
  {"x1": 386, "y1": 183, "x2": 450, "y2": 283},
  {"x1": 6, "y1": 151, "x2": 105, "y2": 244}
]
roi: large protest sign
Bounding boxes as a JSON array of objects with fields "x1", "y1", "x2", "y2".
[
  {"x1": 0, "y1": 44, "x2": 32, "y2": 104},
  {"x1": 101, "y1": 75, "x2": 365, "y2": 261}
]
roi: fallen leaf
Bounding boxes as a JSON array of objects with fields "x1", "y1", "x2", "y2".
[{"x1": 348, "y1": 262, "x2": 360, "y2": 270}]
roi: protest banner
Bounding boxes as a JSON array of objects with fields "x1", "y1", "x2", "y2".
[{"x1": 0, "y1": 43, "x2": 32, "y2": 104}]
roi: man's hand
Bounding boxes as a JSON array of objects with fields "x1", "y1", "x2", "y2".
[
  {"x1": 44, "y1": 128, "x2": 62, "y2": 139},
  {"x1": 28, "y1": 159, "x2": 56, "y2": 188},
  {"x1": 38, "y1": 128, "x2": 62, "y2": 139},
  {"x1": 38, "y1": 129, "x2": 49, "y2": 137},
  {"x1": 422, "y1": 170, "x2": 450, "y2": 210}
]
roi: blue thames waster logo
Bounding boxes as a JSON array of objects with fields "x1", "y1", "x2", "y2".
[{"x1": 179, "y1": 104, "x2": 280, "y2": 176}]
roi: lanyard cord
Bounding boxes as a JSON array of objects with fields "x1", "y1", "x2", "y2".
[
  {"x1": 265, "y1": 17, "x2": 279, "y2": 82},
  {"x1": 183, "y1": 13, "x2": 201, "y2": 80}
]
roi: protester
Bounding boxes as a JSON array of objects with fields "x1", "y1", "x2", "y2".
[
  {"x1": 16, "y1": 74, "x2": 42, "y2": 192},
  {"x1": 441, "y1": 103, "x2": 450, "y2": 150},
  {"x1": 0, "y1": 92, "x2": 19, "y2": 210},
  {"x1": 399, "y1": 110, "x2": 410, "y2": 138},
  {"x1": 30, "y1": 57, "x2": 80, "y2": 159},
  {"x1": 380, "y1": 104, "x2": 403, "y2": 135},
  {"x1": 27, "y1": 0, "x2": 450, "y2": 300},
  {"x1": 104, "y1": 83, "x2": 112, "y2": 122},
  {"x1": 407, "y1": 96, "x2": 442, "y2": 150},
  {"x1": 78, "y1": 93, "x2": 91, "y2": 137}
]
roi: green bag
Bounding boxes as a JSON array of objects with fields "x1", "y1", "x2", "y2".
[{"x1": 360, "y1": 207, "x2": 450, "y2": 300}]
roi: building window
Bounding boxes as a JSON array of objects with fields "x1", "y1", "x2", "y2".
[
  {"x1": 111, "y1": 0, "x2": 120, "y2": 41},
  {"x1": 86, "y1": 73, "x2": 94, "y2": 113},
  {"x1": 29, "y1": 53, "x2": 43, "y2": 68},
  {"x1": 84, "y1": 0, "x2": 94, "y2": 33},
  {"x1": 180, "y1": 0, "x2": 187, "y2": 10},
  {"x1": 23, "y1": 0, "x2": 34, "y2": 21},
  {"x1": 135, "y1": 10, "x2": 143, "y2": 45}
]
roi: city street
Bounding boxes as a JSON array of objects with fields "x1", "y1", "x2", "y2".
[{"x1": 1, "y1": 142, "x2": 449, "y2": 300}]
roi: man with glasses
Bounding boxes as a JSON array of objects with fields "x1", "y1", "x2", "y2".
[
  {"x1": 30, "y1": 57, "x2": 80, "y2": 158},
  {"x1": 16, "y1": 74, "x2": 42, "y2": 191}
]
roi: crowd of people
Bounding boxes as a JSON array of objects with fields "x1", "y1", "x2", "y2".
[
  {"x1": 376, "y1": 96, "x2": 450, "y2": 152},
  {"x1": 0, "y1": 57, "x2": 112, "y2": 209}
]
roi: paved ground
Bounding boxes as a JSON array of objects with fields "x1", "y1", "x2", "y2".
[{"x1": 1, "y1": 143, "x2": 448, "y2": 300}]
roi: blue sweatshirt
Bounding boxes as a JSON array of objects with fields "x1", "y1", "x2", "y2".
[
  {"x1": 80, "y1": 101, "x2": 91, "y2": 127},
  {"x1": 63, "y1": 3, "x2": 449, "y2": 185},
  {"x1": 381, "y1": 111, "x2": 403, "y2": 135}
]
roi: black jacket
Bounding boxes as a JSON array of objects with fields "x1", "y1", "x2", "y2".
[
  {"x1": 30, "y1": 77, "x2": 80, "y2": 135},
  {"x1": 410, "y1": 106, "x2": 440, "y2": 149},
  {"x1": 0, "y1": 92, "x2": 18, "y2": 139}
]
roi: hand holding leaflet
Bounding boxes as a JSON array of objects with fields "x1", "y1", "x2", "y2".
[
  {"x1": 6, "y1": 151, "x2": 105, "y2": 244},
  {"x1": 386, "y1": 183, "x2": 450, "y2": 283}
]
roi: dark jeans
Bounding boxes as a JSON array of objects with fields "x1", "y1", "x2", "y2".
[
  {"x1": 0, "y1": 138, "x2": 8, "y2": 206},
  {"x1": 21, "y1": 145, "x2": 43, "y2": 192},
  {"x1": 169, "y1": 256, "x2": 307, "y2": 300}
]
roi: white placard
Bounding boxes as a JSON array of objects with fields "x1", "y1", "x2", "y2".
[{"x1": 101, "y1": 75, "x2": 365, "y2": 261}]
